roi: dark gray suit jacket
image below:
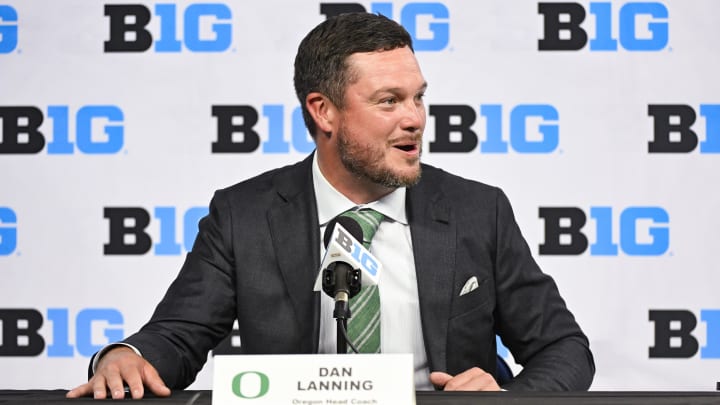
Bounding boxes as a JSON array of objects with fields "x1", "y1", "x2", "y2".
[{"x1": 123, "y1": 154, "x2": 595, "y2": 390}]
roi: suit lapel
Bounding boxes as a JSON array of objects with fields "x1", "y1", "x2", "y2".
[
  {"x1": 266, "y1": 155, "x2": 321, "y2": 352},
  {"x1": 407, "y1": 169, "x2": 455, "y2": 373}
]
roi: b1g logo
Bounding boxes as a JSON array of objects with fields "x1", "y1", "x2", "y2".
[
  {"x1": 649, "y1": 309, "x2": 720, "y2": 359},
  {"x1": 648, "y1": 104, "x2": 720, "y2": 153},
  {"x1": 212, "y1": 105, "x2": 314, "y2": 154},
  {"x1": 335, "y1": 226, "x2": 379, "y2": 276},
  {"x1": 0, "y1": 5, "x2": 18, "y2": 54},
  {"x1": 104, "y1": 206, "x2": 208, "y2": 255},
  {"x1": 0, "y1": 105, "x2": 124, "y2": 154},
  {"x1": 429, "y1": 104, "x2": 559, "y2": 154},
  {"x1": 539, "y1": 206, "x2": 669, "y2": 256},
  {"x1": 0, "y1": 207, "x2": 17, "y2": 256},
  {"x1": 0, "y1": 308, "x2": 123, "y2": 357},
  {"x1": 319, "y1": 2, "x2": 449, "y2": 51},
  {"x1": 104, "y1": 3, "x2": 232, "y2": 52},
  {"x1": 538, "y1": 2, "x2": 669, "y2": 51}
]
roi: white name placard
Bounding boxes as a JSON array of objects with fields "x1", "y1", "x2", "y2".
[{"x1": 212, "y1": 354, "x2": 415, "y2": 405}]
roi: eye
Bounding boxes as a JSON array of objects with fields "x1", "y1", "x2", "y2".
[{"x1": 381, "y1": 97, "x2": 397, "y2": 105}]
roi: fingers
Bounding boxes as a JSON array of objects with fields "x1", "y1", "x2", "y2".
[
  {"x1": 429, "y1": 367, "x2": 501, "y2": 391},
  {"x1": 65, "y1": 375, "x2": 111, "y2": 399},
  {"x1": 65, "y1": 381, "x2": 98, "y2": 399},
  {"x1": 104, "y1": 364, "x2": 130, "y2": 399},
  {"x1": 66, "y1": 346, "x2": 170, "y2": 400},
  {"x1": 122, "y1": 364, "x2": 146, "y2": 399},
  {"x1": 142, "y1": 363, "x2": 172, "y2": 397},
  {"x1": 429, "y1": 371, "x2": 453, "y2": 388}
]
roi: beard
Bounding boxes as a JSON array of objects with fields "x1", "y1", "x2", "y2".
[{"x1": 337, "y1": 124, "x2": 422, "y2": 188}]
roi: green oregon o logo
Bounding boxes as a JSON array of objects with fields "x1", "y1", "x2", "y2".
[{"x1": 231, "y1": 371, "x2": 270, "y2": 399}]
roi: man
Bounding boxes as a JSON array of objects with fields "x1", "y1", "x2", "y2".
[{"x1": 67, "y1": 12, "x2": 594, "y2": 400}]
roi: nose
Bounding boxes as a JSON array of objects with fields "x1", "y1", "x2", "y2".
[{"x1": 401, "y1": 99, "x2": 425, "y2": 133}]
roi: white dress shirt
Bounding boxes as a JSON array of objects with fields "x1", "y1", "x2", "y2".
[{"x1": 312, "y1": 155, "x2": 432, "y2": 390}]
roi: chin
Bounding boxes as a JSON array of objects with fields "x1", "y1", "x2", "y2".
[{"x1": 391, "y1": 167, "x2": 422, "y2": 187}]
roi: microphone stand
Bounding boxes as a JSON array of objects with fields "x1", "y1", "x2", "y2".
[
  {"x1": 322, "y1": 262, "x2": 361, "y2": 354},
  {"x1": 334, "y1": 292, "x2": 350, "y2": 354}
]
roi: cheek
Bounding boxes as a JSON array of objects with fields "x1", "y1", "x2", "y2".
[
  {"x1": 370, "y1": 113, "x2": 401, "y2": 135},
  {"x1": 351, "y1": 112, "x2": 394, "y2": 138}
]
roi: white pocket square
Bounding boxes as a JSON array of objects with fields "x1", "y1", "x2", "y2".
[{"x1": 459, "y1": 276, "x2": 479, "y2": 296}]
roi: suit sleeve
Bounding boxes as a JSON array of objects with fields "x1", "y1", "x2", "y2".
[
  {"x1": 122, "y1": 190, "x2": 237, "y2": 389},
  {"x1": 492, "y1": 189, "x2": 595, "y2": 390}
]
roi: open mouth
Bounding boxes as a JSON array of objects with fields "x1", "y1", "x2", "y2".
[{"x1": 395, "y1": 144, "x2": 417, "y2": 152}]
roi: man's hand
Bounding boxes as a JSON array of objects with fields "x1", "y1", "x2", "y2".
[
  {"x1": 429, "y1": 367, "x2": 501, "y2": 391},
  {"x1": 66, "y1": 346, "x2": 171, "y2": 400}
]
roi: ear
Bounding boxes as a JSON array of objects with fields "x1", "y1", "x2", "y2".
[{"x1": 305, "y1": 92, "x2": 337, "y2": 136}]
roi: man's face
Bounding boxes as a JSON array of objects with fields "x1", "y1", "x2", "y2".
[{"x1": 335, "y1": 46, "x2": 427, "y2": 188}]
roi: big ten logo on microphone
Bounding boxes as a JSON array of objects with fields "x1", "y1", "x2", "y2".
[
  {"x1": 649, "y1": 309, "x2": 720, "y2": 359},
  {"x1": 319, "y1": 2, "x2": 449, "y2": 51},
  {"x1": 429, "y1": 104, "x2": 559, "y2": 154},
  {"x1": 0, "y1": 207, "x2": 17, "y2": 256},
  {"x1": 0, "y1": 5, "x2": 18, "y2": 54},
  {"x1": 104, "y1": 3, "x2": 232, "y2": 53},
  {"x1": 0, "y1": 308, "x2": 124, "y2": 357},
  {"x1": 538, "y1": 2, "x2": 669, "y2": 51},
  {"x1": 648, "y1": 104, "x2": 720, "y2": 154},
  {"x1": 539, "y1": 206, "x2": 669, "y2": 256},
  {"x1": 0, "y1": 106, "x2": 124, "y2": 154},
  {"x1": 104, "y1": 206, "x2": 208, "y2": 255},
  {"x1": 334, "y1": 225, "x2": 379, "y2": 277}
]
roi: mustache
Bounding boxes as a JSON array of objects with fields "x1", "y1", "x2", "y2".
[{"x1": 389, "y1": 133, "x2": 423, "y2": 145}]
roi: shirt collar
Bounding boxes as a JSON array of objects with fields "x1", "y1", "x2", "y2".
[{"x1": 312, "y1": 153, "x2": 408, "y2": 226}]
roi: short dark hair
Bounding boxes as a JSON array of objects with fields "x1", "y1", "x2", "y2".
[{"x1": 293, "y1": 13, "x2": 414, "y2": 137}]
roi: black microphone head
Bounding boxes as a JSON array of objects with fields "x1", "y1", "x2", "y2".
[{"x1": 323, "y1": 215, "x2": 363, "y2": 248}]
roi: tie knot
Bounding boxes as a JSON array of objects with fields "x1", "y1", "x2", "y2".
[{"x1": 340, "y1": 208, "x2": 384, "y2": 248}]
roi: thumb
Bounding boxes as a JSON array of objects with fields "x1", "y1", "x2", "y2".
[{"x1": 429, "y1": 371, "x2": 453, "y2": 388}]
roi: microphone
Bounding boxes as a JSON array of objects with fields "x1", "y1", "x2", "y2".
[
  {"x1": 321, "y1": 216, "x2": 364, "y2": 306},
  {"x1": 313, "y1": 215, "x2": 383, "y2": 353},
  {"x1": 313, "y1": 216, "x2": 382, "y2": 299},
  {"x1": 323, "y1": 216, "x2": 362, "y2": 250}
]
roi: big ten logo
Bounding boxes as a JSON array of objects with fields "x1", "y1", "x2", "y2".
[
  {"x1": 211, "y1": 105, "x2": 314, "y2": 154},
  {"x1": 648, "y1": 104, "x2": 720, "y2": 154},
  {"x1": 429, "y1": 104, "x2": 559, "y2": 154},
  {"x1": 649, "y1": 309, "x2": 720, "y2": 359},
  {"x1": 0, "y1": 308, "x2": 124, "y2": 357},
  {"x1": 539, "y1": 206, "x2": 669, "y2": 256},
  {"x1": 104, "y1": 3, "x2": 232, "y2": 53},
  {"x1": 0, "y1": 207, "x2": 17, "y2": 256},
  {"x1": 319, "y1": 2, "x2": 449, "y2": 51},
  {"x1": 336, "y1": 226, "x2": 378, "y2": 276},
  {"x1": 0, "y1": 106, "x2": 124, "y2": 154},
  {"x1": 538, "y1": 2, "x2": 669, "y2": 51},
  {"x1": 104, "y1": 206, "x2": 209, "y2": 255},
  {"x1": 0, "y1": 5, "x2": 18, "y2": 54}
]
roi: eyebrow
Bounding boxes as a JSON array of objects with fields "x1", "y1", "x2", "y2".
[{"x1": 371, "y1": 82, "x2": 428, "y2": 98}]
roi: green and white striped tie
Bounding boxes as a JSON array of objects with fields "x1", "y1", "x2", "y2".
[{"x1": 341, "y1": 208, "x2": 384, "y2": 353}]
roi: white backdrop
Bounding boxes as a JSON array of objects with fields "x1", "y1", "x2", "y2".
[{"x1": 1, "y1": 0, "x2": 719, "y2": 391}]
